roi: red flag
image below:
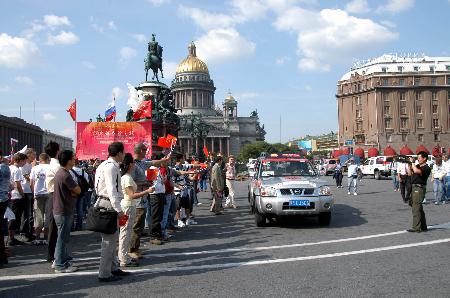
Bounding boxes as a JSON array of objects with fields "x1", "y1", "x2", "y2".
[
  {"x1": 166, "y1": 134, "x2": 177, "y2": 147},
  {"x1": 157, "y1": 137, "x2": 172, "y2": 148},
  {"x1": 67, "y1": 99, "x2": 76, "y2": 121},
  {"x1": 133, "y1": 100, "x2": 152, "y2": 120},
  {"x1": 203, "y1": 145, "x2": 209, "y2": 157}
]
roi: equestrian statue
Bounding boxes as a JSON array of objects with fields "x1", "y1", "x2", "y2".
[{"x1": 144, "y1": 34, "x2": 164, "y2": 82}]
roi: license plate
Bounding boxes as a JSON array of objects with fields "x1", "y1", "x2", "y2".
[{"x1": 289, "y1": 199, "x2": 310, "y2": 207}]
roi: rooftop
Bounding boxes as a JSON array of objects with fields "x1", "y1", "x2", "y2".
[{"x1": 340, "y1": 54, "x2": 450, "y2": 81}]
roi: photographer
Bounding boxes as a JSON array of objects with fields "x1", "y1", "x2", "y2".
[
  {"x1": 397, "y1": 156, "x2": 412, "y2": 204},
  {"x1": 407, "y1": 151, "x2": 431, "y2": 233}
]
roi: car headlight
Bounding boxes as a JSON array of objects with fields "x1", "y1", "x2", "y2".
[
  {"x1": 319, "y1": 186, "x2": 331, "y2": 196},
  {"x1": 260, "y1": 186, "x2": 277, "y2": 197}
]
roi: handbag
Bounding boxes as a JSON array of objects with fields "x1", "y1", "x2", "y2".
[
  {"x1": 223, "y1": 186, "x2": 229, "y2": 197},
  {"x1": 85, "y1": 206, "x2": 118, "y2": 234}
]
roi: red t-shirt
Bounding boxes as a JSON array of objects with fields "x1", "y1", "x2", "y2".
[{"x1": 159, "y1": 167, "x2": 174, "y2": 194}]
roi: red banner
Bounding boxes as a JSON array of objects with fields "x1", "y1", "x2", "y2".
[{"x1": 76, "y1": 121, "x2": 152, "y2": 160}]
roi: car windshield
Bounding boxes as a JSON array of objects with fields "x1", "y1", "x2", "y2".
[{"x1": 260, "y1": 160, "x2": 316, "y2": 177}]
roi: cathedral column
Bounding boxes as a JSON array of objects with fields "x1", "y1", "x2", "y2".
[
  {"x1": 211, "y1": 137, "x2": 215, "y2": 153},
  {"x1": 219, "y1": 138, "x2": 223, "y2": 154},
  {"x1": 187, "y1": 138, "x2": 191, "y2": 156},
  {"x1": 227, "y1": 138, "x2": 230, "y2": 156},
  {"x1": 195, "y1": 138, "x2": 199, "y2": 156}
]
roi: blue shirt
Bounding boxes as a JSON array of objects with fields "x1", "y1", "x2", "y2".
[
  {"x1": 0, "y1": 163, "x2": 11, "y2": 202},
  {"x1": 132, "y1": 159, "x2": 153, "y2": 208}
]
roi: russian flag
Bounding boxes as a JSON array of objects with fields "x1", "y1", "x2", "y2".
[{"x1": 105, "y1": 105, "x2": 116, "y2": 122}]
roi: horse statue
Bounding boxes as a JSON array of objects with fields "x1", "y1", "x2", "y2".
[{"x1": 144, "y1": 34, "x2": 164, "y2": 82}]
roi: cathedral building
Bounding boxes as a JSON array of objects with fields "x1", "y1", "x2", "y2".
[{"x1": 171, "y1": 42, "x2": 265, "y2": 157}]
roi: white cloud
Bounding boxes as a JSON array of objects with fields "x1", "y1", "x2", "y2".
[
  {"x1": 162, "y1": 61, "x2": 178, "y2": 81},
  {"x1": 0, "y1": 33, "x2": 39, "y2": 68},
  {"x1": 376, "y1": 0, "x2": 414, "y2": 14},
  {"x1": 238, "y1": 92, "x2": 259, "y2": 99},
  {"x1": 276, "y1": 56, "x2": 290, "y2": 65},
  {"x1": 43, "y1": 113, "x2": 56, "y2": 121},
  {"x1": 107, "y1": 21, "x2": 117, "y2": 30},
  {"x1": 148, "y1": 0, "x2": 171, "y2": 6},
  {"x1": 131, "y1": 34, "x2": 147, "y2": 43},
  {"x1": 380, "y1": 20, "x2": 396, "y2": 28},
  {"x1": 345, "y1": 0, "x2": 370, "y2": 14},
  {"x1": 111, "y1": 86, "x2": 122, "y2": 99},
  {"x1": 46, "y1": 31, "x2": 79, "y2": 46},
  {"x1": 119, "y1": 46, "x2": 137, "y2": 62},
  {"x1": 43, "y1": 15, "x2": 71, "y2": 28},
  {"x1": 82, "y1": 61, "x2": 96, "y2": 69},
  {"x1": 0, "y1": 85, "x2": 10, "y2": 92},
  {"x1": 274, "y1": 8, "x2": 398, "y2": 72},
  {"x1": 15, "y1": 76, "x2": 34, "y2": 85},
  {"x1": 196, "y1": 28, "x2": 256, "y2": 64}
]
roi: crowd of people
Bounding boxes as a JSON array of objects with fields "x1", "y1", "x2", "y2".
[{"x1": 0, "y1": 141, "x2": 238, "y2": 282}]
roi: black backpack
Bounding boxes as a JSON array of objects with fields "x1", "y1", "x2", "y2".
[{"x1": 71, "y1": 169, "x2": 90, "y2": 197}]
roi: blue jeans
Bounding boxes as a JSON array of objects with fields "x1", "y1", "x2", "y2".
[
  {"x1": 74, "y1": 196, "x2": 85, "y2": 230},
  {"x1": 392, "y1": 173, "x2": 399, "y2": 190},
  {"x1": 348, "y1": 176, "x2": 358, "y2": 193},
  {"x1": 54, "y1": 214, "x2": 73, "y2": 270},
  {"x1": 444, "y1": 176, "x2": 450, "y2": 200},
  {"x1": 168, "y1": 194, "x2": 177, "y2": 228},
  {"x1": 433, "y1": 179, "x2": 445, "y2": 203},
  {"x1": 161, "y1": 194, "x2": 175, "y2": 237},
  {"x1": 199, "y1": 178, "x2": 207, "y2": 191},
  {"x1": 144, "y1": 203, "x2": 152, "y2": 229}
]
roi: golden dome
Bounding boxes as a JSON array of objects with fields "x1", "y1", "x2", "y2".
[
  {"x1": 225, "y1": 92, "x2": 236, "y2": 102},
  {"x1": 176, "y1": 42, "x2": 209, "y2": 74}
]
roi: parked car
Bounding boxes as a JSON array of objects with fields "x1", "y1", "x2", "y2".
[
  {"x1": 248, "y1": 153, "x2": 333, "y2": 227},
  {"x1": 322, "y1": 159, "x2": 338, "y2": 175},
  {"x1": 360, "y1": 156, "x2": 393, "y2": 180}
]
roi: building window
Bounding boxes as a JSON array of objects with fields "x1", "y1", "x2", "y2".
[
  {"x1": 383, "y1": 78, "x2": 388, "y2": 86},
  {"x1": 431, "y1": 77, "x2": 437, "y2": 85},
  {"x1": 356, "y1": 96, "x2": 361, "y2": 105},
  {"x1": 418, "y1": 134, "x2": 424, "y2": 142},
  {"x1": 430, "y1": 66, "x2": 436, "y2": 72},
  {"x1": 432, "y1": 104, "x2": 438, "y2": 114},
  {"x1": 448, "y1": 91, "x2": 450, "y2": 100},
  {"x1": 432, "y1": 91, "x2": 437, "y2": 100},
  {"x1": 385, "y1": 119, "x2": 391, "y2": 129},
  {"x1": 447, "y1": 65, "x2": 450, "y2": 71},
  {"x1": 356, "y1": 122, "x2": 363, "y2": 131},
  {"x1": 356, "y1": 109, "x2": 362, "y2": 118},
  {"x1": 382, "y1": 67, "x2": 387, "y2": 73},
  {"x1": 433, "y1": 119, "x2": 439, "y2": 128},
  {"x1": 402, "y1": 134, "x2": 407, "y2": 142},
  {"x1": 414, "y1": 66, "x2": 419, "y2": 71},
  {"x1": 398, "y1": 66, "x2": 403, "y2": 72},
  {"x1": 384, "y1": 105, "x2": 390, "y2": 114},
  {"x1": 400, "y1": 92, "x2": 406, "y2": 101},
  {"x1": 399, "y1": 78, "x2": 405, "y2": 86},
  {"x1": 414, "y1": 78, "x2": 421, "y2": 85},
  {"x1": 386, "y1": 134, "x2": 392, "y2": 142},
  {"x1": 417, "y1": 119, "x2": 423, "y2": 128},
  {"x1": 400, "y1": 100, "x2": 407, "y2": 115},
  {"x1": 383, "y1": 93, "x2": 389, "y2": 102},
  {"x1": 434, "y1": 133, "x2": 440, "y2": 141},
  {"x1": 400, "y1": 118, "x2": 408, "y2": 129},
  {"x1": 416, "y1": 91, "x2": 423, "y2": 101}
]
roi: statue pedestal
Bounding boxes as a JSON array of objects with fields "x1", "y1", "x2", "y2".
[{"x1": 136, "y1": 81, "x2": 169, "y2": 96}]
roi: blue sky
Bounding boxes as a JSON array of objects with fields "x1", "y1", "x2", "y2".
[{"x1": 1, "y1": 0, "x2": 450, "y2": 143}]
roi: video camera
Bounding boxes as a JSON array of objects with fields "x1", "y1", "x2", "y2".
[{"x1": 397, "y1": 155, "x2": 413, "y2": 164}]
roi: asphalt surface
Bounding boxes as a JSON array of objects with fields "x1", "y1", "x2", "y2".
[{"x1": 1, "y1": 176, "x2": 450, "y2": 298}]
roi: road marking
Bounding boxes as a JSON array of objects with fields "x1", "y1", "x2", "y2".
[{"x1": 2, "y1": 238, "x2": 449, "y2": 281}]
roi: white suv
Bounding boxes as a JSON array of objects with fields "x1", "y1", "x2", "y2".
[{"x1": 360, "y1": 156, "x2": 393, "y2": 180}]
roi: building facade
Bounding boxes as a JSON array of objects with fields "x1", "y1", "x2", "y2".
[
  {"x1": 171, "y1": 42, "x2": 265, "y2": 157},
  {"x1": 0, "y1": 114, "x2": 73, "y2": 156},
  {"x1": 336, "y1": 54, "x2": 450, "y2": 152}
]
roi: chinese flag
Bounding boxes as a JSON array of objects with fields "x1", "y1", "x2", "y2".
[
  {"x1": 67, "y1": 99, "x2": 76, "y2": 121},
  {"x1": 133, "y1": 100, "x2": 152, "y2": 120},
  {"x1": 157, "y1": 137, "x2": 172, "y2": 148},
  {"x1": 203, "y1": 145, "x2": 209, "y2": 157},
  {"x1": 166, "y1": 134, "x2": 177, "y2": 147}
]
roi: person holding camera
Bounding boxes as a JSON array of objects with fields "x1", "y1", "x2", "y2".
[
  {"x1": 397, "y1": 157, "x2": 412, "y2": 204},
  {"x1": 407, "y1": 151, "x2": 431, "y2": 233}
]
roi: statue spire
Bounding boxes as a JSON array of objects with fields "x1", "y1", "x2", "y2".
[{"x1": 188, "y1": 41, "x2": 196, "y2": 57}]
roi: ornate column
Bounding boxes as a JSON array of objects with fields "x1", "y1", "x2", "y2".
[
  {"x1": 219, "y1": 138, "x2": 223, "y2": 153},
  {"x1": 211, "y1": 137, "x2": 215, "y2": 152},
  {"x1": 187, "y1": 138, "x2": 191, "y2": 155},
  {"x1": 195, "y1": 138, "x2": 199, "y2": 156},
  {"x1": 227, "y1": 138, "x2": 230, "y2": 156}
]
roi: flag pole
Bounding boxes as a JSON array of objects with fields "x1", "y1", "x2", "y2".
[
  {"x1": 113, "y1": 97, "x2": 116, "y2": 122},
  {"x1": 74, "y1": 98, "x2": 77, "y2": 151}
]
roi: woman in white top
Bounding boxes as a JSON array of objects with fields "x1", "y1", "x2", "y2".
[{"x1": 118, "y1": 153, "x2": 154, "y2": 267}]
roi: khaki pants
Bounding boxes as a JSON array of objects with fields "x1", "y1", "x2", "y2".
[
  {"x1": 411, "y1": 185, "x2": 427, "y2": 231},
  {"x1": 212, "y1": 191, "x2": 223, "y2": 214},
  {"x1": 96, "y1": 198, "x2": 119, "y2": 278},
  {"x1": 130, "y1": 208, "x2": 146, "y2": 251},
  {"x1": 225, "y1": 179, "x2": 236, "y2": 206},
  {"x1": 118, "y1": 205, "x2": 136, "y2": 264}
]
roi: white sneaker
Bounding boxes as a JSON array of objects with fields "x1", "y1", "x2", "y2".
[
  {"x1": 353, "y1": 192, "x2": 357, "y2": 196},
  {"x1": 55, "y1": 265, "x2": 78, "y2": 273},
  {"x1": 177, "y1": 220, "x2": 186, "y2": 228},
  {"x1": 347, "y1": 191, "x2": 351, "y2": 195},
  {"x1": 51, "y1": 260, "x2": 56, "y2": 269},
  {"x1": 196, "y1": 202, "x2": 203, "y2": 206},
  {"x1": 187, "y1": 219, "x2": 198, "y2": 225}
]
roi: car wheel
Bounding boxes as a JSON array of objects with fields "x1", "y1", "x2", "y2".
[
  {"x1": 374, "y1": 170, "x2": 380, "y2": 180},
  {"x1": 255, "y1": 210, "x2": 267, "y2": 227},
  {"x1": 318, "y1": 212, "x2": 331, "y2": 225}
]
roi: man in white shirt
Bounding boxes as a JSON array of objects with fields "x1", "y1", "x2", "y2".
[
  {"x1": 44, "y1": 141, "x2": 61, "y2": 263},
  {"x1": 30, "y1": 153, "x2": 51, "y2": 242},
  {"x1": 20, "y1": 148, "x2": 36, "y2": 241},
  {"x1": 346, "y1": 159, "x2": 359, "y2": 196},
  {"x1": 94, "y1": 142, "x2": 127, "y2": 282},
  {"x1": 397, "y1": 159, "x2": 412, "y2": 204},
  {"x1": 431, "y1": 157, "x2": 446, "y2": 205},
  {"x1": 8, "y1": 153, "x2": 27, "y2": 246},
  {"x1": 225, "y1": 156, "x2": 237, "y2": 208}
]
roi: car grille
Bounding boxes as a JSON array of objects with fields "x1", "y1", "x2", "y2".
[
  {"x1": 279, "y1": 188, "x2": 315, "y2": 195},
  {"x1": 282, "y1": 202, "x2": 315, "y2": 210}
]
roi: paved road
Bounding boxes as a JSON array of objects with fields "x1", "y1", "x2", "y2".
[{"x1": 1, "y1": 176, "x2": 450, "y2": 298}]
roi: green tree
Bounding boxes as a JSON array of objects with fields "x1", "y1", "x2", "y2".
[{"x1": 238, "y1": 142, "x2": 293, "y2": 162}]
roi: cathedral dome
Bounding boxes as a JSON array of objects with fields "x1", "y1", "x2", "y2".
[{"x1": 176, "y1": 42, "x2": 209, "y2": 74}]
